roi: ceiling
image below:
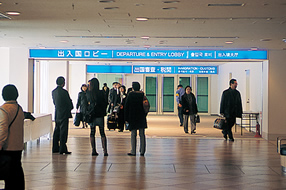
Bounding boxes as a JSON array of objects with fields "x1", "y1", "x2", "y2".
[{"x1": 0, "y1": 0, "x2": 286, "y2": 50}]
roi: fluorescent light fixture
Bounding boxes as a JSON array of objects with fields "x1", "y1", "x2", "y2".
[
  {"x1": 144, "y1": 45, "x2": 151, "y2": 48},
  {"x1": 6, "y1": 11, "x2": 20, "y2": 15},
  {"x1": 208, "y1": 3, "x2": 245, "y2": 7},
  {"x1": 136, "y1": 17, "x2": 149, "y2": 21},
  {"x1": 163, "y1": 1, "x2": 180, "y2": 3},
  {"x1": 141, "y1": 36, "x2": 150, "y2": 39},
  {"x1": 162, "y1": 7, "x2": 177, "y2": 10},
  {"x1": 60, "y1": 40, "x2": 69, "y2": 43},
  {"x1": 225, "y1": 41, "x2": 233, "y2": 44},
  {"x1": 104, "y1": 7, "x2": 119, "y2": 9}
]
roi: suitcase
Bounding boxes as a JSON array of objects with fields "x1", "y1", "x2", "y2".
[{"x1": 107, "y1": 112, "x2": 118, "y2": 130}]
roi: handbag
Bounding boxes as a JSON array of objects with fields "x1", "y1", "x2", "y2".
[
  {"x1": 0, "y1": 105, "x2": 19, "y2": 180},
  {"x1": 73, "y1": 112, "x2": 82, "y2": 126},
  {"x1": 195, "y1": 115, "x2": 200, "y2": 123},
  {"x1": 213, "y1": 117, "x2": 226, "y2": 130}
]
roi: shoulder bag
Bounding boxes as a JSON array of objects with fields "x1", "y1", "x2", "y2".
[{"x1": 0, "y1": 105, "x2": 20, "y2": 180}]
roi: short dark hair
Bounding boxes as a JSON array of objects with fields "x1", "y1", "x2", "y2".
[
  {"x1": 56, "y1": 76, "x2": 65, "y2": 86},
  {"x1": 2, "y1": 84, "x2": 19, "y2": 101},
  {"x1": 229, "y1": 79, "x2": 237, "y2": 86},
  {"x1": 177, "y1": 84, "x2": 183, "y2": 88},
  {"x1": 132, "y1": 82, "x2": 140, "y2": 91}
]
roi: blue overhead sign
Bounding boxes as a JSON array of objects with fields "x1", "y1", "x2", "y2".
[
  {"x1": 30, "y1": 49, "x2": 267, "y2": 60},
  {"x1": 133, "y1": 66, "x2": 217, "y2": 74},
  {"x1": 87, "y1": 65, "x2": 217, "y2": 74}
]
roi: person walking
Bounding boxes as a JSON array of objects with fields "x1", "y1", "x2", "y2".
[
  {"x1": 0, "y1": 84, "x2": 25, "y2": 190},
  {"x1": 86, "y1": 78, "x2": 109, "y2": 156},
  {"x1": 108, "y1": 82, "x2": 118, "y2": 113},
  {"x1": 176, "y1": 84, "x2": 185, "y2": 126},
  {"x1": 76, "y1": 84, "x2": 88, "y2": 128},
  {"x1": 220, "y1": 79, "x2": 243, "y2": 141},
  {"x1": 125, "y1": 82, "x2": 147, "y2": 156},
  {"x1": 52, "y1": 76, "x2": 74, "y2": 155},
  {"x1": 181, "y1": 86, "x2": 198, "y2": 134}
]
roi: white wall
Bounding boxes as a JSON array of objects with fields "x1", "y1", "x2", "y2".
[
  {"x1": 69, "y1": 62, "x2": 87, "y2": 112},
  {"x1": 217, "y1": 62, "x2": 263, "y2": 114},
  {"x1": 0, "y1": 48, "x2": 29, "y2": 110}
]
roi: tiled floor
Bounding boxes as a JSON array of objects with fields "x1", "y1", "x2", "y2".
[{"x1": 1, "y1": 115, "x2": 285, "y2": 190}]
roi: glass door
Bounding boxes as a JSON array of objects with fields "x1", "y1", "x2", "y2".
[
  {"x1": 145, "y1": 76, "x2": 157, "y2": 112},
  {"x1": 196, "y1": 76, "x2": 209, "y2": 113},
  {"x1": 162, "y1": 76, "x2": 174, "y2": 112}
]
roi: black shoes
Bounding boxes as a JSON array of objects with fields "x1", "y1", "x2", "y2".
[
  {"x1": 104, "y1": 153, "x2": 109, "y2": 156},
  {"x1": 140, "y1": 153, "x2": 144, "y2": 156},
  {"x1": 127, "y1": 153, "x2": 136, "y2": 156},
  {"x1": 59, "y1": 151, "x2": 72, "y2": 155},
  {"x1": 229, "y1": 139, "x2": 234, "y2": 142},
  {"x1": 191, "y1": 131, "x2": 196, "y2": 134}
]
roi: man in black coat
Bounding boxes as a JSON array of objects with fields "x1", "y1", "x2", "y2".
[
  {"x1": 52, "y1": 76, "x2": 73, "y2": 154},
  {"x1": 220, "y1": 79, "x2": 243, "y2": 141}
]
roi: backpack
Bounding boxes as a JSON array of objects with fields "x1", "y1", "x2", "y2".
[{"x1": 143, "y1": 95, "x2": 150, "y2": 114}]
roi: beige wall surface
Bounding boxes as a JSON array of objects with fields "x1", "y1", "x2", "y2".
[{"x1": 268, "y1": 50, "x2": 286, "y2": 140}]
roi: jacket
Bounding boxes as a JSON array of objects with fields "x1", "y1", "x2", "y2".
[
  {"x1": 176, "y1": 87, "x2": 185, "y2": 104},
  {"x1": 86, "y1": 90, "x2": 108, "y2": 118},
  {"x1": 76, "y1": 91, "x2": 88, "y2": 114},
  {"x1": 181, "y1": 92, "x2": 198, "y2": 115},
  {"x1": 52, "y1": 86, "x2": 73, "y2": 121},
  {"x1": 124, "y1": 91, "x2": 147, "y2": 130},
  {"x1": 220, "y1": 87, "x2": 243, "y2": 118},
  {"x1": 0, "y1": 101, "x2": 25, "y2": 151}
]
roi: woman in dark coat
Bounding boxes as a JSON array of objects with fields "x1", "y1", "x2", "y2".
[
  {"x1": 117, "y1": 85, "x2": 127, "y2": 132},
  {"x1": 181, "y1": 86, "x2": 198, "y2": 134},
  {"x1": 124, "y1": 82, "x2": 147, "y2": 156},
  {"x1": 86, "y1": 78, "x2": 108, "y2": 156},
  {"x1": 76, "y1": 84, "x2": 88, "y2": 128}
]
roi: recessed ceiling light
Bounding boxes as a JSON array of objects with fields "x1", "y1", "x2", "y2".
[
  {"x1": 104, "y1": 7, "x2": 119, "y2": 9},
  {"x1": 0, "y1": 2, "x2": 2, "y2": 5},
  {"x1": 225, "y1": 41, "x2": 234, "y2": 44},
  {"x1": 141, "y1": 36, "x2": 150, "y2": 39},
  {"x1": 250, "y1": 47, "x2": 258, "y2": 50},
  {"x1": 282, "y1": 38, "x2": 286, "y2": 43},
  {"x1": 6, "y1": 11, "x2": 20, "y2": 15},
  {"x1": 60, "y1": 40, "x2": 69, "y2": 43},
  {"x1": 136, "y1": 17, "x2": 149, "y2": 21},
  {"x1": 162, "y1": 7, "x2": 177, "y2": 10}
]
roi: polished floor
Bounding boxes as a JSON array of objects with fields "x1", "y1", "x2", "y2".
[{"x1": 1, "y1": 115, "x2": 285, "y2": 190}]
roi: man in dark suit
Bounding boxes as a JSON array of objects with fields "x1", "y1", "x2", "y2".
[
  {"x1": 220, "y1": 79, "x2": 243, "y2": 142},
  {"x1": 52, "y1": 76, "x2": 73, "y2": 154}
]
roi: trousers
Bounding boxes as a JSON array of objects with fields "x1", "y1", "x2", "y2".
[{"x1": 130, "y1": 128, "x2": 146, "y2": 155}]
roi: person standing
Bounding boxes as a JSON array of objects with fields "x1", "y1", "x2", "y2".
[
  {"x1": 125, "y1": 82, "x2": 147, "y2": 156},
  {"x1": 117, "y1": 85, "x2": 127, "y2": 132},
  {"x1": 76, "y1": 84, "x2": 88, "y2": 128},
  {"x1": 181, "y1": 86, "x2": 198, "y2": 134},
  {"x1": 102, "y1": 83, "x2": 109, "y2": 101},
  {"x1": 176, "y1": 84, "x2": 185, "y2": 126},
  {"x1": 108, "y1": 82, "x2": 117, "y2": 113},
  {"x1": 86, "y1": 78, "x2": 108, "y2": 156},
  {"x1": 0, "y1": 84, "x2": 25, "y2": 189},
  {"x1": 220, "y1": 79, "x2": 243, "y2": 141},
  {"x1": 52, "y1": 76, "x2": 73, "y2": 154}
]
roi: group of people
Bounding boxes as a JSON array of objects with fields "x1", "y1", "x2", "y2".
[
  {"x1": 176, "y1": 79, "x2": 243, "y2": 141},
  {"x1": 0, "y1": 78, "x2": 242, "y2": 189},
  {"x1": 52, "y1": 76, "x2": 148, "y2": 157}
]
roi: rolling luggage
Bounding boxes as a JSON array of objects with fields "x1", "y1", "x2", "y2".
[{"x1": 107, "y1": 112, "x2": 118, "y2": 130}]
